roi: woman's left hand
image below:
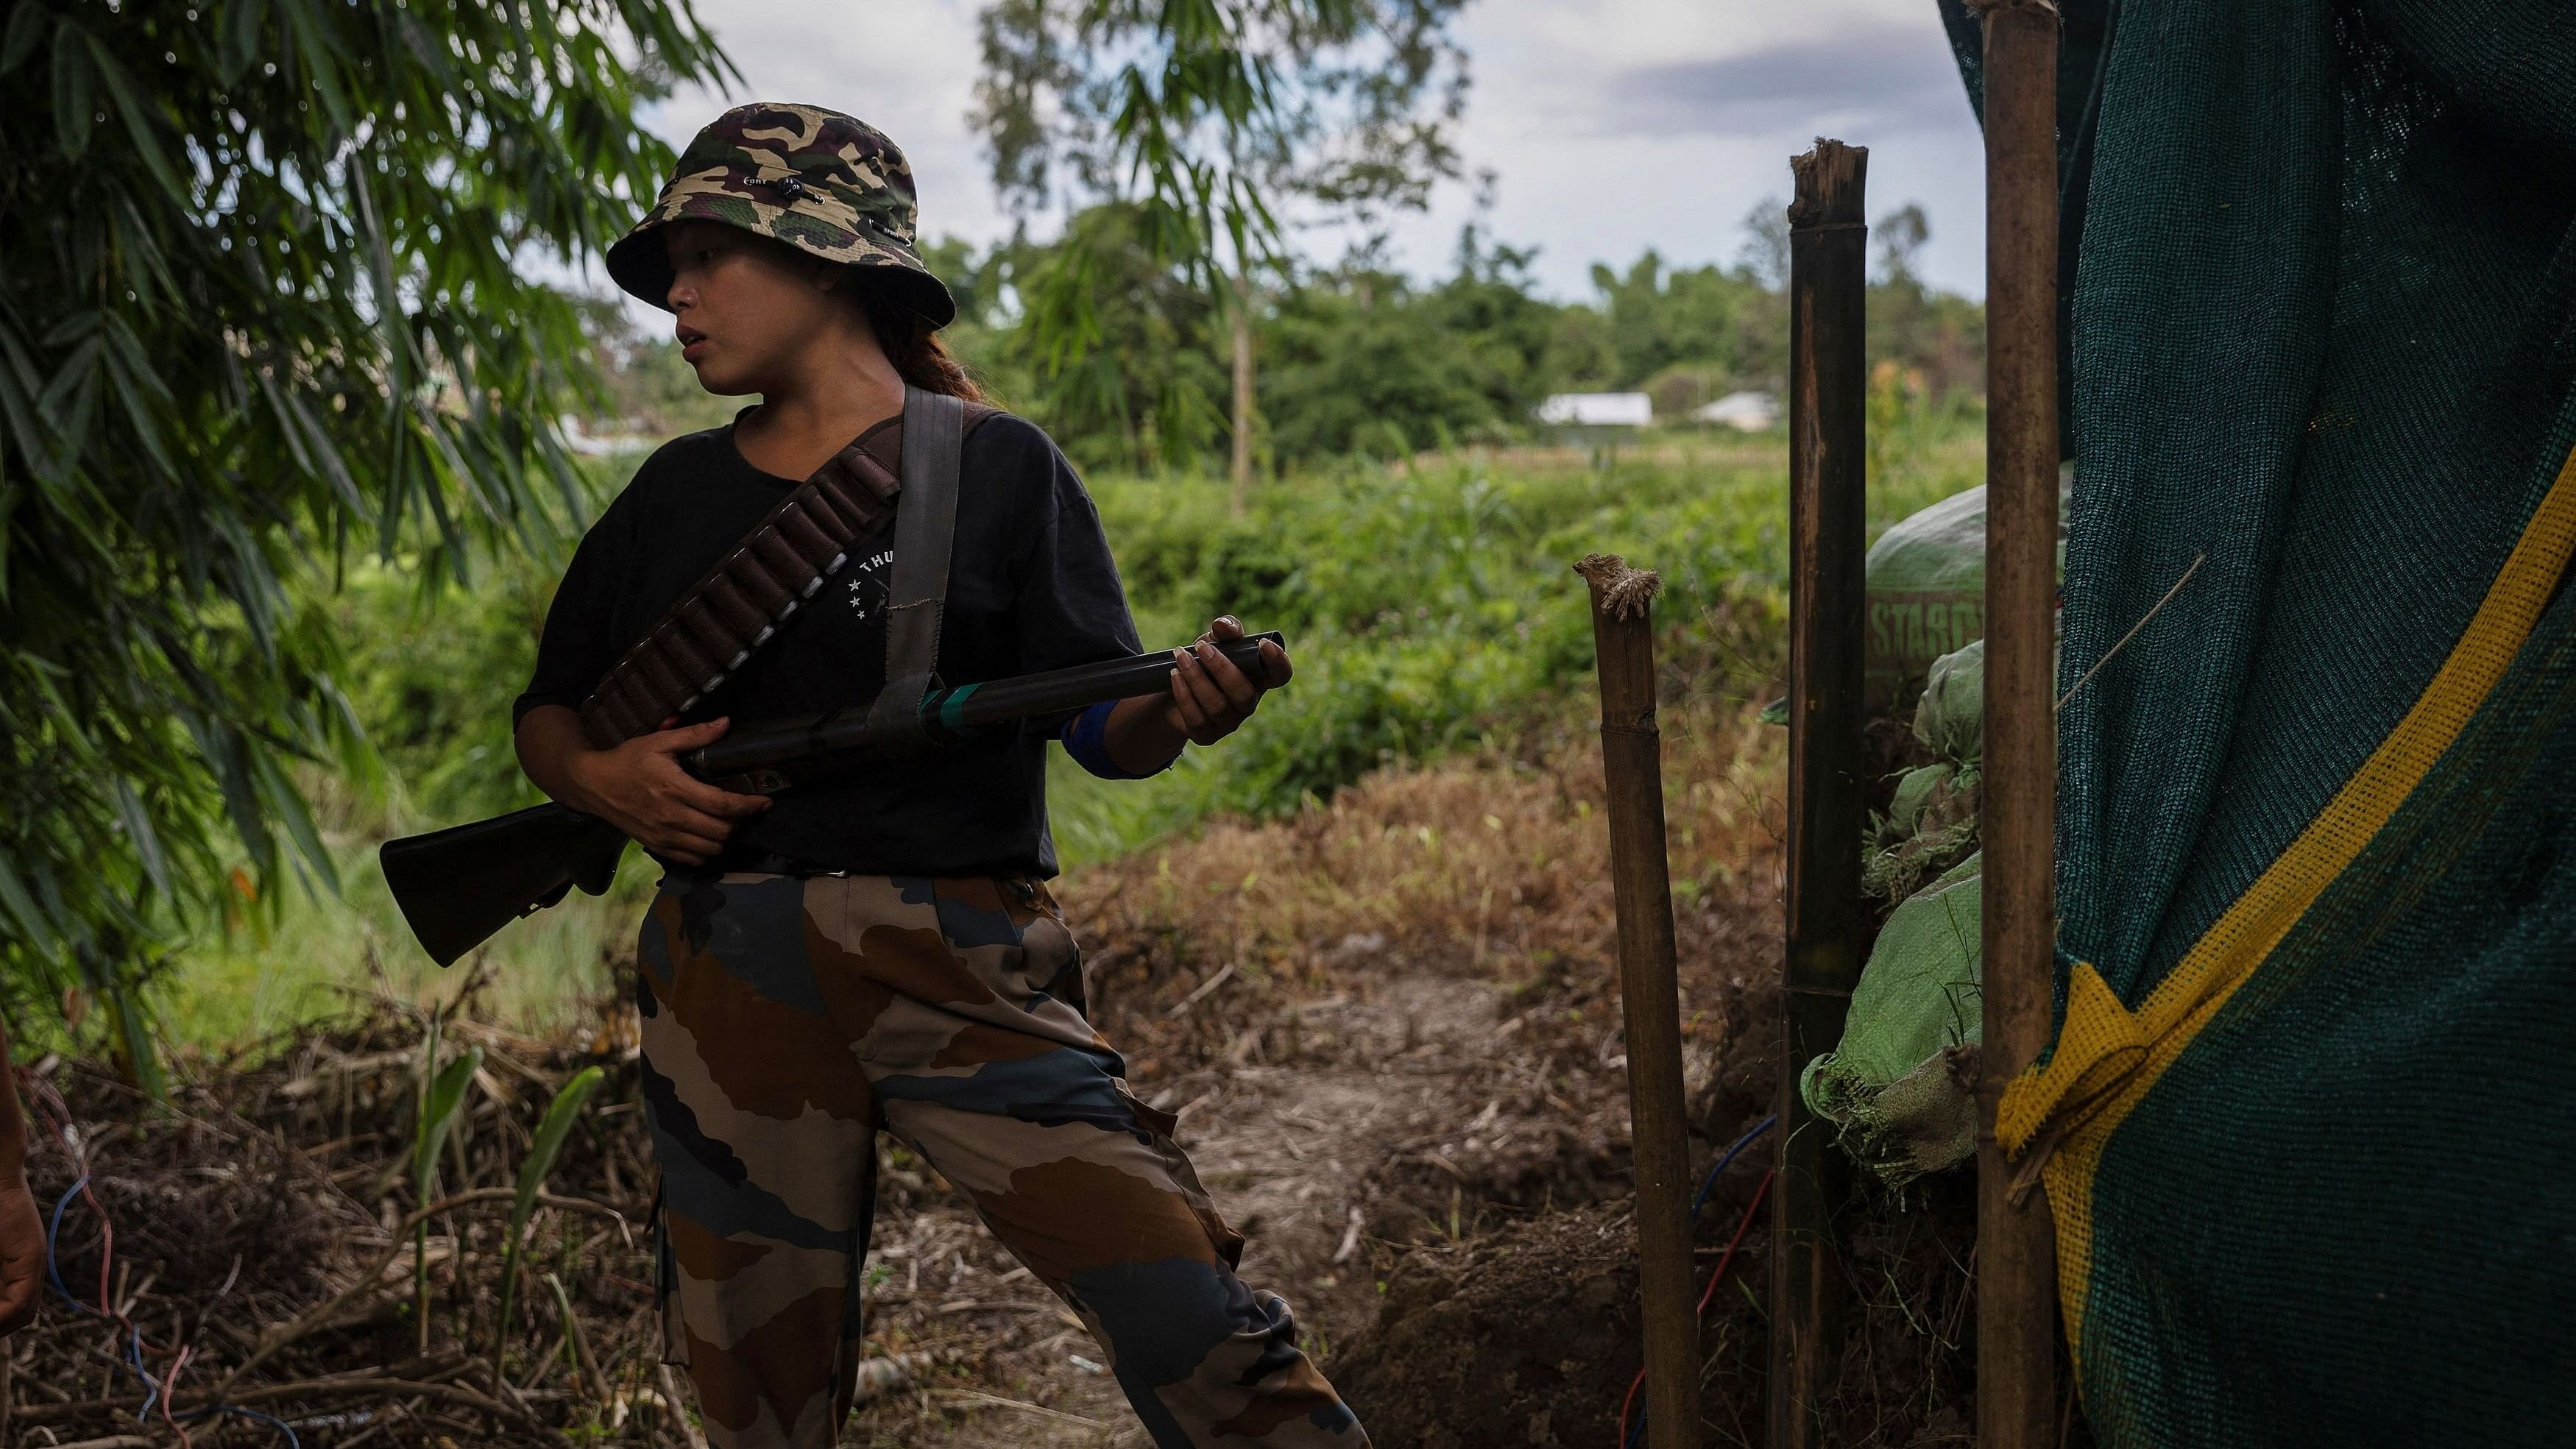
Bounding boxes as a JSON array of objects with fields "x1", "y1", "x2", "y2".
[{"x1": 1166, "y1": 615, "x2": 1292, "y2": 745}]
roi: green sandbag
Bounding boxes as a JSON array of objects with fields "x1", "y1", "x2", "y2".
[
  {"x1": 1864, "y1": 486, "x2": 1987, "y2": 712},
  {"x1": 1864, "y1": 475, "x2": 2068, "y2": 713},
  {"x1": 1865, "y1": 638, "x2": 1985, "y2": 903},
  {"x1": 1802, "y1": 851, "x2": 1983, "y2": 1186},
  {"x1": 1912, "y1": 636, "x2": 1982, "y2": 762}
]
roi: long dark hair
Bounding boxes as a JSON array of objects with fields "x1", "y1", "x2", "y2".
[{"x1": 853, "y1": 280, "x2": 982, "y2": 402}]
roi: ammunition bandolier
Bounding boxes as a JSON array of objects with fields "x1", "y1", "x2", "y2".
[{"x1": 577, "y1": 390, "x2": 994, "y2": 748}]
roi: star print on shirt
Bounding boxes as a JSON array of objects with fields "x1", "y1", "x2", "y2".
[{"x1": 843, "y1": 546, "x2": 894, "y2": 623}]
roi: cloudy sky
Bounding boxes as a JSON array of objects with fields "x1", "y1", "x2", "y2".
[{"x1": 640, "y1": 0, "x2": 1986, "y2": 302}]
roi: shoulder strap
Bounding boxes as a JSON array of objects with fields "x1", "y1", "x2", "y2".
[
  {"x1": 861, "y1": 386, "x2": 968, "y2": 752},
  {"x1": 576, "y1": 400, "x2": 995, "y2": 749}
]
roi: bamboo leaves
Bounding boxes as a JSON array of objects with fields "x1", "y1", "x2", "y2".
[
  {"x1": 0, "y1": 0, "x2": 731, "y2": 1058},
  {"x1": 0, "y1": 6, "x2": 46, "y2": 75},
  {"x1": 79, "y1": 32, "x2": 188, "y2": 205},
  {"x1": 969, "y1": 0, "x2": 1468, "y2": 466},
  {"x1": 50, "y1": 21, "x2": 91, "y2": 159}
]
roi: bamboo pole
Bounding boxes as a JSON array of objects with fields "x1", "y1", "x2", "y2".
[
  {"x1": 1577, "y1": 553, "x2": 1699, "y2": 1449},
  {"x1": 1769, "y1": 137, "x2": 1870, "y2": 1449},
  {"x1": 1976, "y1": 3, "x2": 2063, "y2": 1446}
]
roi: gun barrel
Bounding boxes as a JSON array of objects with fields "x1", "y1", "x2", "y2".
[
  {"x1": 690, "y1": 631, "x2": 1285, "y2": 779},
  {"x1": 383, "y1": 630, "x2": 1288, "y2": 967}
]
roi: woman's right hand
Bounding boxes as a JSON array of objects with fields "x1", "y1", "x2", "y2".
[{"x1": 566, "y1": 717, "x2": 773, "y2": 865}]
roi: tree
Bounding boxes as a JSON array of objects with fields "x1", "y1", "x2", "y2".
[
  {"x1": 1865, "y1": 203, "x2": 1984, "y2": 398},
  {"x1": 1875, "y1": 202, "x2": 1931, "y2": 286},
  {"x1": 1259, "y1": 232, "x2": 1565, "y2": 461},
  {"x1": 981, "y1": 205, "x2": 1234, "y2": 473},
  {"x1": 970, "y1": 0, "x2": 1470, "y2": 494},
  {"x1": 0, "y1": 0, "x2": 730, "y2": 1063}
]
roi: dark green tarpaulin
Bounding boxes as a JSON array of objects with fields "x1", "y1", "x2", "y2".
[{"x1": 1936, "y1": 2, "x2": 2576, "y2": 1443}]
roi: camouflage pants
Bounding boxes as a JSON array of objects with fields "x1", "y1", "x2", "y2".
[{"x1": 635, "y1": 871, "x2": 1367, "y2": 1449}]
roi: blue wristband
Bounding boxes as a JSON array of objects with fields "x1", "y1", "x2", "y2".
[{"x1": 1061, "y1": 698, "x2": 1175, "y2": 780}]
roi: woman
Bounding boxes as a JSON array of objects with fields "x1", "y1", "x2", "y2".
[{"x1": 513, "y1": 105, "x2": 1367, "y2": 1449}]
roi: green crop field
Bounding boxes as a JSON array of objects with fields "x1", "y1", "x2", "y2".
[{"x1": 155, "y1": 408, "x2": 1982, "y2": 1051}]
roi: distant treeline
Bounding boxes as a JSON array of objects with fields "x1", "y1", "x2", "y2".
[{"x1": 592, "y1": 202, "x2": 1984, "y2": 475}]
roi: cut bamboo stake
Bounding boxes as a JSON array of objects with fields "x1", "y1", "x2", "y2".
[
  {"x1": 1577, "y1": 553, "x2": 1699, "y2": 1449},
  {"x1": 1769, "y1": 136, "x2": 1870, "y2": 1449},
  {"x1": 1976, "y1": 2, "x2": 2063, "y2": 1446}
]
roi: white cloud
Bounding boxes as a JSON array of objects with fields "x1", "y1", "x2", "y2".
[
  {"x1": 634, "y1": 0, "x2": 1986, "y2": 307},
  {"x1": 642, "y1": 0, "x2": 1005, "y2": 244}
]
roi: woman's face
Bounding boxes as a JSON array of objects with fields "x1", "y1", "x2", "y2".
[{"x1": 662, "y1": 219, "x2": 841, "y2": 395}]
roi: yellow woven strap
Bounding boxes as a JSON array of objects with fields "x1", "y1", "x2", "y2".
[
  {"x1": 2000, "y1": 443, "x2": 2576, "y2": 1162},
  {"x1": 2003, "y1": 444, "x2": 2576, "y2": 1364}
]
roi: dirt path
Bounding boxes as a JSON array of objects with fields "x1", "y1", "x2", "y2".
[
  {"x1": 833, "y1": 732, "x2": 1791, "y2": 1445},
  {"x1": 844, "y1": 969, "x2": 1510, "y2": 1448},
  {"x1": 10, "y1": 737, "x2": 1808, "y2": 1448}
]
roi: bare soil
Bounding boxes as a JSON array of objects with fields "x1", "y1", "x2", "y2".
[{"x1": 7, "y1": 717, "x2": 2020, "y2": 1448}]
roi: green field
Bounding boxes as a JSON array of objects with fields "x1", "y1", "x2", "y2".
[{"x1": 157, "y1": 408, "x2": 1983, "y2": 1050}]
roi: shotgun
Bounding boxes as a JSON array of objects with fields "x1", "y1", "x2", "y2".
[{"x1": 379, "y1": 631, "x2": 1285, "y2": 967}]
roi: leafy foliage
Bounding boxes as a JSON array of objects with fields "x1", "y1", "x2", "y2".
[
  {"x1": 1050, "y1": 400, "x2": 1986, "y2": 841},
  {"x1": 975, "y1": 0, "x2": 1466, "y2": 256},
  {"x1": 1251, "y1": 229, "x2": 1581, "y2": 461},
  {"x1": 0, "y1": 0, "x2": 729, "y2": 1036},
  {"x1": 969, "y1": 0, "x2": 1470, "y2": 461},
  {"x1": 930, "y1": 202, "x2": 1984, "y2": 472}
]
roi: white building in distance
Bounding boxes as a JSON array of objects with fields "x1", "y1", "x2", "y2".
[
  {"x1": 1537, "y1": 392, "x2": 1653, "y2": 428},
  {"x1": 1692, "y1": 391, "x2": 1780, "y2": 431}
]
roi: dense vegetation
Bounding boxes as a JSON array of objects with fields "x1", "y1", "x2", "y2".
[
  {"x1": 598, "y1": 203, "x2": 1986, "y2": 475},
  {"x1": 0, "y1": 0, "x2": 1981, "y2": 1066},
  {"x1": 0, "y1": 0, "x2": 730, "y2": 1081},
  {"x1": 155, "y1": 400, "x2": 1980, "y2": 1046}
]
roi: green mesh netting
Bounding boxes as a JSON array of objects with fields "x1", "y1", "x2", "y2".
[{"x1": 1933, "y1": 1, "x2": 2576, "y2": 1443}]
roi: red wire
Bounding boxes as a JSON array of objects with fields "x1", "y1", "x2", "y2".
[
  {"x1": 1616, "y1": 1166, "x2": 1777, "y2": 1449},
  {"x1": 26, "y1": 1069, "x2": 193, "y2": 1439},
  {"x1": 162, "y1": 1343, "x2": 197, "y2": 1449},
  {"x1": 1695, "y1": 1166, "x2": 1774, "y2": 1317}
]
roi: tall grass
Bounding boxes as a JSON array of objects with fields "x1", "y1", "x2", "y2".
[{"x1": 150, "y1": 405, "x2": 1981, "y2": 1049}]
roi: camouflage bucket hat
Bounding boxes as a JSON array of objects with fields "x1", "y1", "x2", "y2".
[{"x1": 606, "y1": 102, "x2": 957, "y2": 328}]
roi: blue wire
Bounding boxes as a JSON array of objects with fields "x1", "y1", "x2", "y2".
[
  {"x1": 1627, "y1": 1114, "x2": 1780, "y2": 1449},
  {"x1": 180, "y1": 1405, "x2": 305, "y2": 1449},
  {"x1": 46, "y1": 1174, "x2": 97, "y2": 1313},
  {"x1": 46, "y1": 1174, "x2": 163, "y2": 1428},
  {"x1": 50, "y1": 1172, "x2": 314, "y2": 1449},
  {"x1": 132, "y1": 1333, "x2": 158, "y2": 1423},
  {"x1": 1691, "y1": 1114, "x2": 1778, "y2": 1220}
]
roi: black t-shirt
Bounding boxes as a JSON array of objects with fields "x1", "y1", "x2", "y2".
[{"x1": 512, "y1": 408, "x2": 1142, "y2": 878}]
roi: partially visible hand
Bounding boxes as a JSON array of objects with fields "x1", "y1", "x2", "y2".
[
  {"x1": 566, "y1": 717, "x2": 772, "y2": 865},
  {"x1": 0, "y1": 1175, "x2": 40, "y2": 1336},
  {"x1": 1165, "y1": 616, "x2": 1292, "y2": 746}
]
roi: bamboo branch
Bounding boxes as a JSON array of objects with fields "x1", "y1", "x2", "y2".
[
  {"x1": 214, "y1": 1188, "x2": 628, "y2": 1393},
  {"x1": 20, "y1": 1375, "x2": 540, "y2": 1429}
]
